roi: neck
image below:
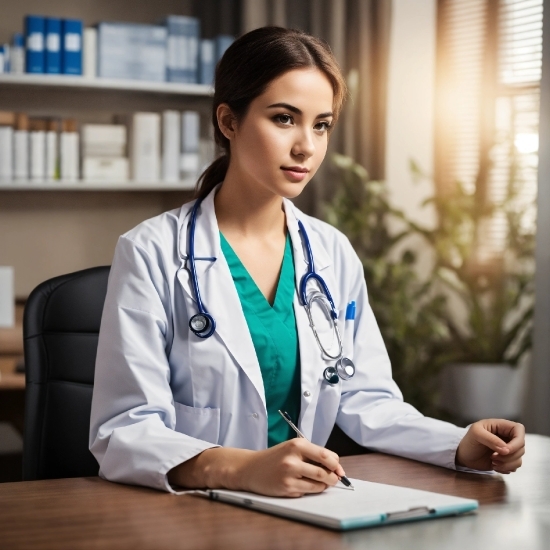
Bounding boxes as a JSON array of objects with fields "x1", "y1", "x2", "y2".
[{"x1": 214, "y1": 168, "x2": 286, "y2": 238}]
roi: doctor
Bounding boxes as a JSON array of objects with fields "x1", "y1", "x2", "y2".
[{"x1": 90, "y1": 27, "x2": 525, "y2": 497}]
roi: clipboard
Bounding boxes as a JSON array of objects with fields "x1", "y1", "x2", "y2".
[{"x1": 192, "y1": 478, "x2": 478, "y2": 531}]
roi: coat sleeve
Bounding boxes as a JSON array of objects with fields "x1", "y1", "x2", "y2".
[
  {"x1": 336, "y1": 244, "x2": 467, "y2": 470},
  {"x1": 89, "y1": 235, "x2": 218, "y2": 493}
]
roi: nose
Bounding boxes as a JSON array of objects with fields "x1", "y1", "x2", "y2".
[{"x1": 291, "y1": 128, "x2": 315, "y2": 159}]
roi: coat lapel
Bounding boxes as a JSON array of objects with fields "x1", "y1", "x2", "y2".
[
  {"x1": 175, "y1": 192, "x2": 342, "y2": 425},
  {"x1": 283, "y1": 201, "x2": 341, "y2": 438},
  {"x1": 176, "y1": 188, "x2": 266, "y2": 407}
]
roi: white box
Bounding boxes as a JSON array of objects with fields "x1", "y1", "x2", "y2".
[
  {"x1": 130, "y1": 113, "x2": 160, "y2": 181},
  {"x1": 162, "y1": 110, "x2": 180, "y2": 182},
  {"x1": 83, "y1": 27, "x2": 97, "y2": 78},
  {"x1": 0, "y1": 267, "x2": 14, "y2": 328},
  {"x1": 83, "y1": 157, "x2": 129, "y2": 181},
  {"x1": 82, "y1": 144, "x2": 126, "y2": 158},
  {"x1": 180, "y1": 152, "x2": 200, "y2": 175},
  {"x1": 82, "y1": 124, "x2": 126, "y2": 145}
]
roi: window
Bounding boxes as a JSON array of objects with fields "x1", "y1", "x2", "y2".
[{"x1": 436, "y1": 0, "x2": 543, "y2": 259}]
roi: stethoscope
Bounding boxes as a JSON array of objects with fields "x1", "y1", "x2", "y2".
[{"x1": 186, "y1": 198, "x2": 356, "y2": 385}]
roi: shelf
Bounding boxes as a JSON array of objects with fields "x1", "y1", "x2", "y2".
[
  {"x1": 0, "y1": 180, "x2": 197, "y2": 191},
  {"x1": 0, "y1": 74, "x2": 213, "y2": 97}
]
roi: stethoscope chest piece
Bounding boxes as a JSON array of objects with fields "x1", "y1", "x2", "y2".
[
  {"x1": 323, "y1": 366, "x2": 340, "y2": 385},
  {"x1": 323, "y1": 357, "x2": 356, "y2": 385},
  {"x1": 336, "y1": 357, "x2": 355, "y2": 380},
  {"x1": 189, "y1": 313, "x2": 216, "y2": 339}
]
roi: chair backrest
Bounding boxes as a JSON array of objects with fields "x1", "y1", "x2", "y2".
[{"x1": 23, "y1": 266, "x2": 110, "y2": 480}]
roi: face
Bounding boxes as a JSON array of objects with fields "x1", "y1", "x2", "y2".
[{"x1": 219, "y1": 68, "x2": 335, "y2": 199}]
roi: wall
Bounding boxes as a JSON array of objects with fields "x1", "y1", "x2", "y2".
[{"x1": 385, "y1": 0, "x2": 437, "y2": 229}]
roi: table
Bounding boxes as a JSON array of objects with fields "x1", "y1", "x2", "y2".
[{"x1": 0, "y1": 434, "x2": 548, "y2": 550}]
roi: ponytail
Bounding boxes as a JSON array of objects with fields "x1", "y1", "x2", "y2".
[{"x1": 194, "y1": 155, "x2": 230, "y2": 200}]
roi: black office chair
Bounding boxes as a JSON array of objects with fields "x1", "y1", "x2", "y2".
[
  {"x1": 22, "y1": 265, "x2": 367, "y2": 481},
  {"x1": 23, "y1": 266, "x2": 110, "y2": 480}
]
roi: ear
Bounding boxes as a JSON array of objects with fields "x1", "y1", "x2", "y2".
[{"x1": 217, "y1": 103, "x2": 237, "y2": 141}]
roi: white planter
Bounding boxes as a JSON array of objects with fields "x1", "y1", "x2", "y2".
[{"x1": 439, "y1": 363, "x2": 526, "y2": 422}]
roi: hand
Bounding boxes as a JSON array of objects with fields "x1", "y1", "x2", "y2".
[
  {"x1": 169, "y1": 439, "x2": 347, "y2": 497},
  {"x1": 455, "y1": 419, "x2": 525, "y2": 474},
  {"x1": 236, "y1": 438, "x2": 347, "y2": 497}
]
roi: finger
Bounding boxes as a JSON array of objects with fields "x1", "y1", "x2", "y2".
[
  {"x1": 485, "y1": 419, "x2": 525, "y2": 453},
  {"x1": 493, "y1": 457, "x2": 522, "y2": 474},
  {"x1": 503, "y1": 423, "x2": 526, "y2": 454},
  {"x1": 493, "y1": 446, "x2": 525, "y2": 464},
  {"x1": 285, "y1": 478, "x2": 328, "y2": 497},
  {"x1": 298, "y1": 442, "x2": 342, "y2": 475},
  {"x1": 493, "y1": 449, "x2": 525, "y2": 471},
  {"x1": 472, "y1": 422, "x2": 509, "y2": 453},
  {"x1": 299, "y1": 462, "x2": 340, "y2": 487}
]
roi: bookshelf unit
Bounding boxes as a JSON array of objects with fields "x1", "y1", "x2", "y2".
[{"x1": 0, "y1": 38, "x2": 213, "y2": 298}]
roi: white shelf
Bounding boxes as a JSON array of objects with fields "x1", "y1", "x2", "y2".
[
  {"x1": 0, "y1": 180, "x2": 196, "y2": 191},
  {"x1": 0, "y1": 74, "x2": 213, "y2": 97}
]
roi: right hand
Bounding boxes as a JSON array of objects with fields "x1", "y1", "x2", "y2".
[
  {"x1": 233, "y1": 438, "x2": 346, "y2": 497},
  {"x1": 169, "y1": 438, "x2": 347, "y2": 497}
]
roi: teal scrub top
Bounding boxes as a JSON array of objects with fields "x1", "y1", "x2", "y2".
[{"x1": 219, "y1": 232, "x2": 301, "y2": 447}]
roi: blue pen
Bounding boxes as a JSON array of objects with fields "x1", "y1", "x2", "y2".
[{"x1": 278, "y1": 410, "x2": 354, "y2": 490}]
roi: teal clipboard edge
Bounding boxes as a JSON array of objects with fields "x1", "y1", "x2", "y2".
[
  {"x1": 339, "y1": 501, "x2": 479, "y2": 531},
  {"x1": 197, "y1": 491, "x2": 478, "y2": 532}
]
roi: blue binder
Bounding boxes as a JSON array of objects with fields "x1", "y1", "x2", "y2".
[
  {"x1": 199, "y1": 39, "x2": 215, "y2": 85},
  {"x1": 61, "y1": 19, "x2": 83, "y2": 75},
  {"x1": 25, "y1": 15, "x2": 45, "y2": 74},
  {"x1": 45, "y1": 18, "x2": 61, "y2": 74},
  {"x1": 164, "y1": 15, "x2": 200, "y2": 83}
]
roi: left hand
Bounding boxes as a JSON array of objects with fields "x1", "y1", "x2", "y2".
[{"x1": 455, "y1": 419, "x2": 525, "y2": 474}]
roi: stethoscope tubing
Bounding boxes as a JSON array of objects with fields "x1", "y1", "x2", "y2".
[
  {"x1": 297, "y1": 220, "x2": 338, "y2": 319},
  {"x1": 187, "y1": 199, "x2": 216, "y2": 338},
  {"x1": 185, "y1": 197, "x2": 354, "y2": 383}
]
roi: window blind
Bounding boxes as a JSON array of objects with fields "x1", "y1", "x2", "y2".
[
  {"x1": 484, "y1": 0, "x2": 543, "y2": 258},
  {"x1": 437, "y1": 0, "x2": 543, "y2": 258},
  {"x1": 436, "y1": 0, "x2": 488, "y2": 195}
]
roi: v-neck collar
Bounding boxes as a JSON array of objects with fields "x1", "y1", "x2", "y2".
[{"x1": 219, "y1": 232, "x2": 294, "y2": 313}]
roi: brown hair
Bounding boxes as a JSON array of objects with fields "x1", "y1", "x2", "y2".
[{"x1": 195, "y1": 26, "x2": 347, "y2": 199}]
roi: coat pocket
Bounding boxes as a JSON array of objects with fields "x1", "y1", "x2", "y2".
[{"x1": 174, "y1": 402, "x2": 221, "y2": 444}]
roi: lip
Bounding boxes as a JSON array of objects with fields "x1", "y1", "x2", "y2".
[
  {"x1": 281, "y1": 167, "x2": 309, "y2": 183},
  {"x1": 281, "y1": 166, "x2": 309, "y2": 173}
]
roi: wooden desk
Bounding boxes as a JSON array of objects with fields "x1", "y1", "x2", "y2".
[{"x1": 0, "y1": 434, "x2": 548, "y2": 550}]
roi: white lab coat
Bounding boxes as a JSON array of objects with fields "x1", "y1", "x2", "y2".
[{"x1": 89, "y1": 185, "x2": 467, "y2": 493}]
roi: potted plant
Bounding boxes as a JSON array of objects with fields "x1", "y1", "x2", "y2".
[
  {"x1": 409, "y1": 161, "x2": 535, "y2": 422},
  {"x1": 325, "y1": 154, "x2": 452, "y2": 416}
]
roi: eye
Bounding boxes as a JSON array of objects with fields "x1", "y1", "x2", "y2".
[
  {"x1": 314, "y1": 121, "x2": 333, "y2": 134},
  {"x1": 274, "y1": 114, "x2": 294, "y2": 126}
]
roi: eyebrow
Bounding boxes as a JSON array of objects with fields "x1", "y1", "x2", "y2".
[{"x1": 266, "y1": 102, "x2": 333, "y2": 119}]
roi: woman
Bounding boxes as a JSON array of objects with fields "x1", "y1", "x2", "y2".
[{"x1": 89, "y1": 27, "x2": 525, "y2": 497}]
